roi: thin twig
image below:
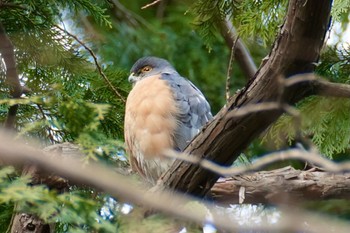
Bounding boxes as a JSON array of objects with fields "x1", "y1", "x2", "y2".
[
  {"x1": 225, "y1": 102, "x2": 281, "y2": 119},
  {"x1": 141, "y1": 0, "x2": 162, "y2": 9},
  {"x1": 225, "y1": 36, "x2": 239, "y2": 102},
  {"x1": 163, "y1": 148, "x2": 350, "y2": 177},
  {"x1": 55, "y1": 25, "x2": 126, "y2": 103}
]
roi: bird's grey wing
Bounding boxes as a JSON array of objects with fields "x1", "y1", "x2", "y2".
[{"x1": 161, "y1": 73, "x2": 213, "y2": 151}]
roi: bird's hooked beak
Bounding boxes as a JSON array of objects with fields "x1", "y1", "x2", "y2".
[{"x1": 128, "y1": 72, "x2": 139, "y2": 84}]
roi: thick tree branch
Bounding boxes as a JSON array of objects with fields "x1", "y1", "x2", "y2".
[
  {"x1": 211, "y1": 166, "x2": 350, "y2": 205},
  {"x1": 158, "y1": 0, "x2": 333, "y2": 197}
]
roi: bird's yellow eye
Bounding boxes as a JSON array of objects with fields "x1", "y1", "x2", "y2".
[{"x1": 141, "y1": 66, "x2": 152, "y2": 72}]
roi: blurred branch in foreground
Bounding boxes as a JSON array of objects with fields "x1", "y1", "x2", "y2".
[{"x1": 1, "y1": 133, "x2": 350, "y2": 232}]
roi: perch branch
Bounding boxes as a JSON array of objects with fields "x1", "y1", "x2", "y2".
[{"x1": 211, "y1": 166, "x2": 350, "y2": 205}]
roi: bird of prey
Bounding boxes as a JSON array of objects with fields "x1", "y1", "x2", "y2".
[{"x1": 124, "y1": 56, "x2": 212, "y2": 184}]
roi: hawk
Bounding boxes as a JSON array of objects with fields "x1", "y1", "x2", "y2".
[{"x1": 124, "y1": 56, "x2": 212, "y2": 184}]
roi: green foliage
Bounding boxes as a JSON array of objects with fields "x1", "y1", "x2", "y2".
[
  {"x1": 191, "y1": 0, "x2": 288, "y2": 47},
  {"x1": 332, "y1": 0, "x2": 350, "y2": 22},
  {"x1": 0, "y1": 0, "x2": 110, "y2": 30},
  {"x1": 232, "y1": 0, "x2": 287, "y2": 47},
  {"x1": 0, "y1": 166, "x2": 118, "y2": 232},
  {"x1": 190, "y1": 0, "x2": 231, "y2": 49},
  {"x1": 265, "y1": 97, "x2": 350, "y2": 158},
  {"x1": 264, "y1": 47, "x2": 350, "y2": 158},
  {"x1": 0, "y1": 1, "x2": 129, "y2": 155},
  {"x1": 0, "y1": 1, "x2": 127, "y2": 231},
  {"x1": 0, "y1": 203, "x2": 13, "y2": 233}
]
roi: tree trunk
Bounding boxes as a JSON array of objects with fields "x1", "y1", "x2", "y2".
[{"x1": 159, "y1": 0, "x2": 333, "y2": 197}]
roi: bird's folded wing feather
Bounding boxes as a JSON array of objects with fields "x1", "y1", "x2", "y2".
[{"x1": 161, "y1": 73, "x2": 213, "y2": 151}]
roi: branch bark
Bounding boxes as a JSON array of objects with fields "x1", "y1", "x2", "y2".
[
  {"x1": 158, "y1": 0, "x2": 333, "y2": 197},
  {"x1": 211, "y1": 166, "x2": 350, "y2": 205}
]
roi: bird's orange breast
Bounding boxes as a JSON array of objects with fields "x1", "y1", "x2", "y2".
[{"x1": 125, "y1": 74, "x2": 178, "y2": 159}]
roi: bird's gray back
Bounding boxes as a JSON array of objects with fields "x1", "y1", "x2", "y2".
[{"x1": 160, "y1": 73, "x2": 213, "y2": 151}]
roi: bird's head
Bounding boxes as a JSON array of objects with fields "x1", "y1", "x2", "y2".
[{"x1": 128, "y1": 56, "x2": 177, "y2": 84}]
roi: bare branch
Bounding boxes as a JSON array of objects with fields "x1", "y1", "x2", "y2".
[
  {"x1": 225, "y1": 102, "x2": 281, "y2": 118},
  {"x1": 55, "y1": 25, "x2": 126, "y2": 103},
  {"x1": 211, "y1": 166, "x2": 350, "y2": 205},
  {"x1": 311, "y1": 79, "x2": 350, "y2": 98},
  {"x1": 164, "y1": 147, "x2": 350, "y2": 178},
  {"x1": 219, "y1": 18, "x2": 257, "y2": 80},
  {"x1": 141, "y1": 0, "x2": 162, "y2": 9},
  {"x1": 284, "y1": 73, "x2": 350, "y2": 98}
]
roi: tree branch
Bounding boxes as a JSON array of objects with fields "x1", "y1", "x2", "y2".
[
  {"x1": 0, "y1": 23, "x2": 22, "y2": 98},
  {"x1": 219, "y1": 18, "x2": 257, "y2": 80},
  {"x1": 311, "y1": 79, "x2": 350, "y2": 98},
  {"x1": 225, "y1": 35, "x2": 239, "y2": 101},
  {"x1": 164, "y1": 147, "x2": 350, "y2": 178},
  {"x1": 211, "y1": 166, "x2": 350, "y2": 205},
  {"x1": 0, "y1": 22, "x2": 22, "y2": 129}
]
